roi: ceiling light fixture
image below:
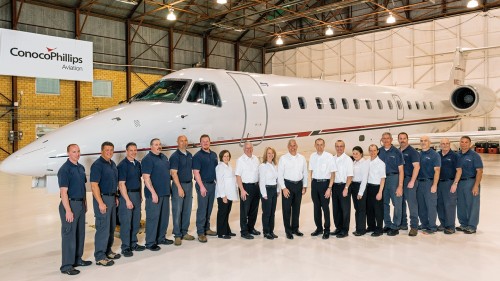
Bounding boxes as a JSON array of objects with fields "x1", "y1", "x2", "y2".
[
  {"x1": 386, "y1": 13, "x2": 396, "y2": 24},
  {"x1": 115, "y1": 0, "x2": 138, "y2": 5},
  {"x1": 216, "y1": 0, "x2": 228, "y2": 4},
  {"x1": 325, "y1": 25, "x2": 334, "y2": 36},
  {"x1": 467, "y1": 0, "x2": 478, "y2": 8},
  {"x1": 275, "y1": 35, "x2": 284, "y2": 45},
  {"x1": 167, "y1": 8, "x2": 176, "y2": 21}
]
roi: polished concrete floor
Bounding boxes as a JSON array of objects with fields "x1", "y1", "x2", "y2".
[{"x1": 1, "y1": 154, "x2": 500, "y2": 281}]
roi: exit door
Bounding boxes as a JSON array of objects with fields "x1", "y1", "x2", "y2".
[{"x1": 392, "y1": 94, "x2": 404, "y2": 120}]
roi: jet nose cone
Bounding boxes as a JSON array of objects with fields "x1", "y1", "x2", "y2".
[
  {"x1": 0, "y1": 154, "x2": 25, "y2": 175},
  {"x1": 0, "y1": 146, "x2": 48, "y2": 177}
]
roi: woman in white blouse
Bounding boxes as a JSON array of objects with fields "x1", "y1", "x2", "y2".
[
  {"x1": 259, "y1": 147, "x2": 280, "y2": 240},
  {"x1": 215, "y1": 150, "x2": 239, "y2": 239},
  {"x1": 351, "y1": 146, "x2": 370, "y2": 236}
]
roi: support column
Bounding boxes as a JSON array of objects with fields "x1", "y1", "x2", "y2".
[
  {"x1": 168, "y1": 27, "x2": 174, "y2": 71},
  {"x1": 203, "y1": 35, "x2": 209, "y2": 68},
  {"x1": 126, "y1": 20, "x2": 132, "y2": 100},
  {"x1": 261, "y1": 47, "x2": 266, "y2": 74},
  {"x1": 234, "y1": 42, "x2": 240, "y2": 71},
  {"x1": 75, "y1": 8, "x2": 81, "y2": 120},
  {"x1": 11, "y1": 0, "x2": 19, "y2": 152}
]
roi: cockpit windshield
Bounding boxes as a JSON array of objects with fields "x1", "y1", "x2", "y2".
[{"x1": 131, "y1": 79, "x2": 191, "y2": 102}]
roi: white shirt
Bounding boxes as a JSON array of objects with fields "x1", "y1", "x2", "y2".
[
  {"x1": 215, "y1": 163, "x2": 239, "y2": 201},
  {"x1": 333, "y1": 153, "x2": 354, "y2": 183},
  {"x1": 309, "y1": 151, "x2": 337, "y2": 179},
  {"x1": 278, "y1": 152, "x2": 308, "y2": 189},
  {"x1": 235, "y1": 154, "x2": 260, "y2": 183},
  {"x1": 353, "y1": 157, "x2": 369, "y2": 195},
  {"x1": 368, "y1": 157, "x2": 386, "y2": 185},
  {"x1": 258, "y1": 162, "x2": 279, "y2": 198}
]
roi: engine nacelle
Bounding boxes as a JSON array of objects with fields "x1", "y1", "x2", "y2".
[{"x1": 450, "y1": 84, "x2": 496, "y2": 117}]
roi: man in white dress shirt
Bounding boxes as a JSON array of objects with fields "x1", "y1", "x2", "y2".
[
  {"x1": 235, "y1": 141, "x2": 261, "y2": 239},
  {"x1": 331, "y1": 140, "x2": 354, "y2": 238},
  {"x1": 309, "y1": 138, "x2": 336, "y2": 240},
  {"x1": 278, "y1": 139, "x2": 308, "y2": 240}
]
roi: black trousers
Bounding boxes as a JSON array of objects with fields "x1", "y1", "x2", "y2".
[
  {"x1": 261, "y1": 186, "x2": 278, "y2": 234},
  {"x1": 332, "y1": 183, "x2": 351, "y2": 234},
  {"x1": 240, "y1": 183, "x2": 260, "y2": 235},
  {"x1": 366, "y1": 183, "x2": 384, "y2": 233},
  {"x1": 217, "y1": 198, "x2": 233, "y2": 236},
  {"x1": 311, "y1": 180, "x2": 331, "y2": 232},
  {"x1": 350, "y1": 182, "x2": 367, "y2": 233},
  {"x1": 282, "y1": 180, "x2": 303, "y2": 235}
]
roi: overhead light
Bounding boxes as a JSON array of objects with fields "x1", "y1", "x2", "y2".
[
  {"x1": 115, "y1": 0, "x2": 138, "y2": 5},
  {"x1": 467, "y1": 0, "x2": 478, "y2": 8},
  {"x1": 275, "y1": 35, "x2": 284, "y2": 45},
  {"x1": 325, "y1": 25, "x2": 334, "y2": 36},
  {"x1": 386, "y1": 13, "x2": 396, "y2": 24},
  {"x1": 167, "y1": 8, "x2": 176, "y2": 21},
  {"x1": 216, "y1": 0, "x2": 228, "y2": 4}
]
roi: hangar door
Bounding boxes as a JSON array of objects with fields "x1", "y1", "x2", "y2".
[{"x1": 228, "y1": 73, "x2": 268, "y2": 146}]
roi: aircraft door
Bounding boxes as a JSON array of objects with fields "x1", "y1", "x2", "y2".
[
  {"x1": 228, "y1": 73, "x2": 268, "y2": 146},
  {"x1": 392, "y1": 94, "x2": 404, "y2": 120}
]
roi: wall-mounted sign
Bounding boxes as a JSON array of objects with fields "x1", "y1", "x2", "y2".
[{"x1": 0, "y1": 28, "x2": 93, "y2": 82}]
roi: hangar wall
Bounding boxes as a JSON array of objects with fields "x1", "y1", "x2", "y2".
[
  {"x1": 0, "y1": 1, "x2": 263, "y2": 160},
  {"x1": 269, "y1": 9, "x2": 500, "y2": 133}
]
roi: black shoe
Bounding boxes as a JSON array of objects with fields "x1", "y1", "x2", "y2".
[
  {"x1": 444, "y1": 228, "x2": 456, "y2": 235},
  {"x1": 437, "y1": 225, "x2": 445, "y2": 232},
  {"x1": 122, "y1": 248, "x2": 133, "y2": 257},
  {"x1": 131, "y1": 244, "x2": 146, "y2": 251},
  {"x1": 61, "y1": 268, "x2": 80, "y2": 275},
  {"x1": 286, "y1": 233, "x2": 294, "y2": 240},
  {"x1": 271, "y1": 233, "x2": 278, "y2": 238},
  {"x1": 366, "y1": 228, "x2": 375, "y2": 233},
  {"x1": 311, "y1": 229, "x2": 323, "y2": 236},
  {"x1": 106, "y1": 252, "x2": 121, "y2": 260},
  {"x1": 229, "y1": 232, "x2": 237, "y2": 237},
  {"x1": 456, "y1": 226, "x2": 467, "y2": 232},
  {"x1": 371, "y1": 232, "x2": 382, "y2": 237},
  {"x1": 330, "y1": 229, "x2": 341, "y2": 235},
  {"x1": 241, "y1": 233, "x2": 254, "y2": 239},
  {"x1": 336, "y1": 232, "x2": 348, "y2": 238},
  {"x1": 292, "y1": 230, "x2": 304, "y2": 236},
  {"x1": 158, "y1": 239, "x2": 174, "y2": 245},
  {"x1": 264, "y1": 233, "x2": 274, "y2": 240},
  {"x1": 96, "y1": 259, "x2": 114, "y2": 266},
  {"x1": 146, "y1": 244, "x2": 161, "y2": 251},
  {"x1": 383, "y1": 227, "x2": 391, "y2": 233},
  {"x1": 218, "y1": 235, "x2": 231, "y2": 239},
  {"x1": 73, "y1": 260, "x2": 92, "y2": 267},
  {"x1": 249, "y1": 229, "x2": 261, "y2": 235},
  {"x1": 352, "y1": 231, "x2": 365, "y2": 236},
  {"x1": 464, "y1": 227, "x2": 476, "y2": 234},
  {"x1": 322, "y1": 233, "x2": 329, "y2": 239},
  {"x1": 387, "y1": 229, "x2": 399, "y2": 236}
]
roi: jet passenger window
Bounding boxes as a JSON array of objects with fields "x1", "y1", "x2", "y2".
[
  {"x1": 342, "y1": 98, "x2": 349, "y2": 109},
  {"x1": 329, "y1": 98, "x2": 337, "y2": 109},
  {"x1": 387, "y1": 100, "x2": 393, "y2": 110},
  {"x1": 423, "y1": 101, "x2": 427, "y2": 110},
  {"x1": 407, "y1": 101, "x2": 412, "y2": 110},
  {"x1": 396, "y1": 100, "x2": 403, "y2": 110},
  {"x1": 132, "y1": 79, "x2": 190, "y2": 102},
  {"x1": 377, "y1": 100, "x2": 383, "y2": 110},
  {"x1": 415, "y1": 101, "x2": 420, "y2": 110},
  {"x1": 316, "y1": 97, "x2": 323, "y2": 109},
  {"x1": 365, "y1": 100, "x2": 372, "y2": 109},
  {"x1": 430, "y1": 102, "x2": 434, "y2": 110},
  {"x1": 186, "y1": 82, "x2": 222, "y2": 107},
  {"x1": 353, "y1": 99, "x2": 360, "y2": 110},
  {"x1": 298, "y1": 97, "x2": 307, "y2": 109},
  {"x1": 281, "y1": 96, "x2": 290, "y2": 109}
]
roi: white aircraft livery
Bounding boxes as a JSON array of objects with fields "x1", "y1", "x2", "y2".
[{"x1": 0, "y1": 48, "x2": 497, "y2": 190}]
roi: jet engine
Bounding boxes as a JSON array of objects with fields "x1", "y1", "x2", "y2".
[{"x1": 450, "y1": 84, "x2": 496, "y2": 116}]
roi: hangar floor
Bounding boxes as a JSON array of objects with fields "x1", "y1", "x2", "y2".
[{"x1": 1, "y1": 154, "x2": 499, "y2": 281}]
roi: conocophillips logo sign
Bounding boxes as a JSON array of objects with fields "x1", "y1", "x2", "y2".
[{"x1": 10, "y1": 46, "x2": 83, "y2": 66}]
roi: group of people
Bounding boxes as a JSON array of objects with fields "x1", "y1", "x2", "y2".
[{"x1": 57, "y1": 132, "x2": 483, "y2": 275}]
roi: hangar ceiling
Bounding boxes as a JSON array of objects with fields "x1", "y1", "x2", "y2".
[{"x1": 16, "y1": 0, "x2": 500, "y2": 51}]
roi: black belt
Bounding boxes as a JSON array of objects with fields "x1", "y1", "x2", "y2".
[
  {"x1": 101, "y1": 193, "x2": 116, "y2": 197},
  {"x1": 404, "y1": 175, "x2": 412, "y2": 178},
  {"x1": 312, "y1": 179, "x2": 329, "y2": 182},
  {"x1": 333, "y1": 182, "x2": 345, "y2": 186},
  {"x1": 387, "y1": 172, "x2": 398, "y2": 176},
  {"x1": 366, "y1": 183, "x2": 380, "y2": 187},
  {"x1": 203, "y1": 180, "x2": 215, "y2": 184},
  {"x1": 243, "y1": 182, "x2": 258, "y2": 185},
  {"x1": 127, "y1": 189, "x2": 140, "y2": 192},
  {"x1": 69, "y1": 198, "x2": 84, "y2": 201},
  {"x1": 181, "y1": 181, "x2": 192, "y2": 184},
  {"x1": 284, "y1": 179, "x2": 302, "y2": 184},
  {"x1": 417, "y1": 178, "x2": 432, "y2": 182},
  {"x1": 439, "y1": 178, "x2": 454, "y2": 182},
  {"x1": 266, "y1": 185, "x2": 277, "y2": 188},
  {"x1": 460, "y1": 177, "x2": 476, "y2": 180},
  {"x1": 352, "y1": 181, "x2": 361, "y2": 184}
]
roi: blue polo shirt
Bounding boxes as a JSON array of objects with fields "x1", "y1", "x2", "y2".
[
  {"x1": 378, "y1": 145, "x2": 404, "y2": 175},
  {"x1": 192, "y1": 149, "x2": 218, "y2": 182},
  {"x1": 58, "y1": 159, "x2": 86, "y2": 199},
  {"x1": 117, "y1": 158, "x2": 142, "y2": 191},
  {"x1": 90, "y1": 156, "x2": 118, "y2": 194},
  {"x1": 458, "y1": 149, "x2": 483, "y2": 178},
  {"x1": 401, "y1": 145, "x2": 420, "y2": 177},
  {"x1": 170, "y1": 149, "x2": 193, "y2": 182},
  {"x1": 439, "y1": 150, "x2": 459, "y2": 180},
  {"x1": 418, "y1": 149, "x2": 441, "y2": 179},
  {"x1": 141, "y1": 151, "x2": 171, "y2": 198}
]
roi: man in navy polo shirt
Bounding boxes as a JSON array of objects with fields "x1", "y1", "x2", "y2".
[
  {"x1": 90, "y1": 141, "x2": 120, "y2": 266},
  {"x1": 142, "y1": 138, "x2": 173, "y2": 251},
  {"x1": 58, "y1": 144, "x2": 91, "y2": 275},
  {"x1": 193, "y1": 134, "x2": 219, "y2": 243},
  {"x1": 437, "y1": 138, "x2": 462, "y2": 235},
  {"x1": 398, "y1": 132, "x2": 420, "y2": 236},
  {"x1": 117, "y1": 142, "x2": 145, "y2": 257},
  {"x1": 457, "y1": 136, "x2": 483, "y2": 234},
  {"x1": 170, "y1": 135, "x2": 195, "y2": 246},
  {"x1": 378, "y1": 132, "x2": 404, "y2": 236},
  {"x1": 416, "y1": 136, "x2": 441, "y2": 234}
]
